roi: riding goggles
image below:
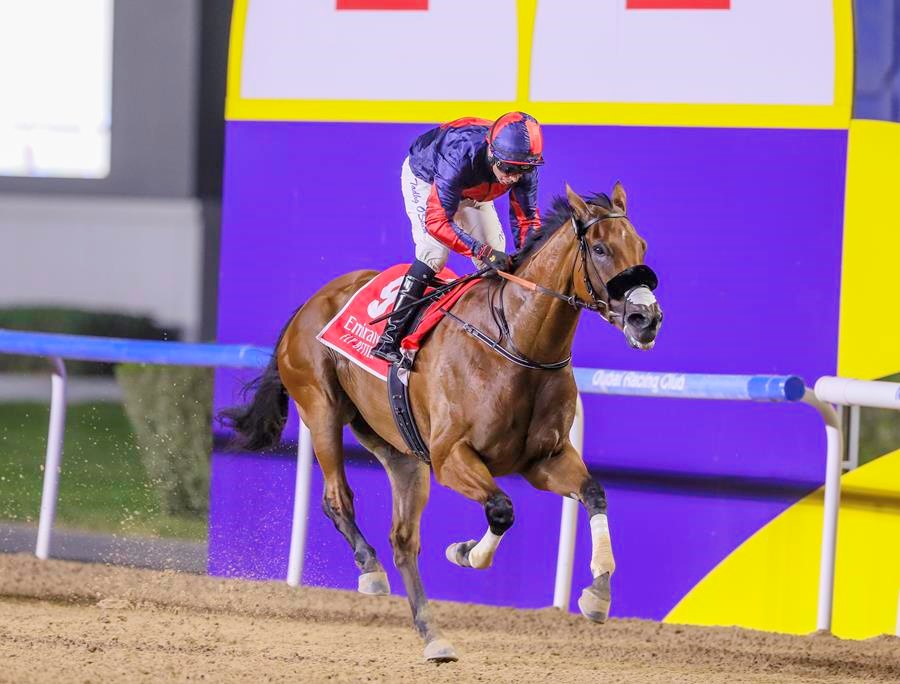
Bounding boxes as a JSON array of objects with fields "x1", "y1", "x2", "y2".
[{"x1": 495, "y1": 161, "x2": 537, "y2": 175}]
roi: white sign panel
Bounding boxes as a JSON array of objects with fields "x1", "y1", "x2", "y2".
[
  {"x1": 241, "y1": 0, "x2": 519, "y2": 101},
  {"x1": 530, "y1": 0, "x2": 835, "y2": 105}
]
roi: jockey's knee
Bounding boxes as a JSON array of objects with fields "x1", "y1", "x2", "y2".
[
  {"x1": 580, "y1": 478, "x2": 607, "y2": 518},
  {"x1": 485, "y1": 492, "x2": 514, "y2": 535},
  {"x1": 414, "y1": 242, "x2": 447, "y2": 273},
  {"x1": 408, "y1": 259, "x2": 436, "y2": 281}
]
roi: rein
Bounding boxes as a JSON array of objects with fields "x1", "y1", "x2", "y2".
[
  {"x1": 444, "y1": 211, "x2": 658, "y2": 370},
  {"x1": 502, "y1": 210, "x2": 659, "y2": 323},
  {"x1": 368, "y1": 268, "x2": 489, "y2": 326},
  {"x1": 375, "y1": 210, "x2": 658, "y2": 371},
  {"x1": 492, "y1": 212, "x2": 626, "y2": 324}
]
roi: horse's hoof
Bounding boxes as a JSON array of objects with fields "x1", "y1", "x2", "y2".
[
  {"x1": 578, "y1": 572, "x2": 611, "y2": 623},
  {"x1": 423, "y1": 638, "x2": 458, "y2": 663},
  {"x1": 357, "y1": 571, "x2": 390, "y2": 596},
  {"x1": 445, "y1": 540, "x2": 477, "y2": 568}
]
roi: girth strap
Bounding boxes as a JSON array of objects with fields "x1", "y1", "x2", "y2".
[{"x1": 387, "y1": 365, "x2": 430, "y2": 464}]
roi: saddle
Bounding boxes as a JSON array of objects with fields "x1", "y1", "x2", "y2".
[{"x1": 316, "y1": 264, "x2": 481, "y2": 463}]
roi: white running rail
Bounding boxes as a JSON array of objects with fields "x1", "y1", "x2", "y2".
[
  {"x1": 815, "y1": 376, "x2": 900, "y2": 411},
  {"x1": 814, "y1": 375, "x2": 900, "y2": 634}
]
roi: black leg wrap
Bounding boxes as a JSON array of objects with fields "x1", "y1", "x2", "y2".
[
  {"x1": 580, "y1": 478, "x2": 607, "y2": 518},
  {"x1": 485, "y1": 492, "x2": 515, "y2": 536}
]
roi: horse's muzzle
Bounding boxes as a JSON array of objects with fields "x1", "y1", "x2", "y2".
[{"x1": 622, "y1": 287, "x2": 662, "y2": 350}]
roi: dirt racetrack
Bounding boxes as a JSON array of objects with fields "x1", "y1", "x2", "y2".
[{"x1": 1, "y1": 554, "x2": 898, "y2": 683}]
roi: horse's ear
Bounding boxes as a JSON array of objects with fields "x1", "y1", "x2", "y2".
[
  {"x1": 565, "y1": 183, "x2": 590, "y2": 219},
  {"x1": 612, "y1": 181, "x2": 627, "y2": 214},
  {"x1": 612, "y1": 181, "x2": 627, "y2": 212}
]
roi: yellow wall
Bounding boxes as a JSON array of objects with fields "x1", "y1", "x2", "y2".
[
  {"x1": 666, "y1": 449, "x2": 900, "y2": 639},
  {"x1": 838, "y1": 120, "x2": 900, "y2": 380}
]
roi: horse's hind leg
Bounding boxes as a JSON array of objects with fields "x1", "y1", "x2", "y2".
[
  {"x1": 350, "y1": 420, "x2": 457, "y2": 663},
  {"x1": 296, "y1": 399, "x2": 390, "y2": 595},
  {"x1": 523, "y1": 444, "x2": 614, "y2": 623}
]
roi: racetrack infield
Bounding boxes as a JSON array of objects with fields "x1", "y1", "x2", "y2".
[{"x1": 1, "y1": 554, "x2": 898, "y2": 683}]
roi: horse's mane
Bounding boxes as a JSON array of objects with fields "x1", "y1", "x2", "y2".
[{"x1": 512, "y1": 192, "x2": 612, "y2": 272}]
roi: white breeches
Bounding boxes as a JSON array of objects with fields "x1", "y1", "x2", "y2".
[{"x1": 401, "y1": 156, "x2": 506, "y2": 272}]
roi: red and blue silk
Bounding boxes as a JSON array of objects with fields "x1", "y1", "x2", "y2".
[{"x1": 408, "y1": 117, "x2": 541, "y2": 257}]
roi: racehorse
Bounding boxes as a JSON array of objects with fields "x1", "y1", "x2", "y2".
[{"x1": 222, "y1": 183, "x2": 662, "y2": 662}]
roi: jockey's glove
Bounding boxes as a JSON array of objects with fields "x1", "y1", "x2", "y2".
[{"x1": 476, "y1": 244, "x2": 513, "y2": 272}]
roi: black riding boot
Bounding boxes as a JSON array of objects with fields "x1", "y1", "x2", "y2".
[{"x1": 371, "y1": 260, "x2": 436, "y2": 365}]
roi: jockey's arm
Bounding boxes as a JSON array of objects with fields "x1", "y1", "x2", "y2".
[
  {"x1": 424, "y1": 164, "x2": 480, "y2": 258},
  {"x1": 509, "y1": 170, "x2": 541, "y2": 249}
]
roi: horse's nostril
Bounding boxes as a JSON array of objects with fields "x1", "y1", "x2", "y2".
[{"x1": 626, "y1": 312, "x2": 649, "y2": 329}]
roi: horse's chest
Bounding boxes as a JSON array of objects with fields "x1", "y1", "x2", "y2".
[{"x1": 480, "y1": 388, "x2": 572, "y2": 468}]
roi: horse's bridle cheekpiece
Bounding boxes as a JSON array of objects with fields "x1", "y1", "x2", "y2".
[{"x1": 572, "y1": 212, "x2": 659, "y2": 320}]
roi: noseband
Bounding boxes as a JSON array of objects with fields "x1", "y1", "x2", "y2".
[{"x1": 572, "y1": 212, "x2": 659, "y2": 324}]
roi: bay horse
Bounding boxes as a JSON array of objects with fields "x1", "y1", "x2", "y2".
[{"x1": 223, "y1": 183, "x2": 662, "y2": 662}]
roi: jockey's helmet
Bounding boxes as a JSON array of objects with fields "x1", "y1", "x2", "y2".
[{"x1": 487, "y1": 112, "x2": 545, "y2": 169}]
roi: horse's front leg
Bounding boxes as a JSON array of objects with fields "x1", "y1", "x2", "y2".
[
  {"x1": 524, "y1": 444, "x2": 615, "y2": 622},
  {"x1": 434, "y1": 442, "x2": 514, "y2": 571}
]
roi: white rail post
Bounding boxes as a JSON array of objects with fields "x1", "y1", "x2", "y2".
[
  {"x1": 802, "y1": 388, "x2": 842, "y2": 632},
  {"x1": 553, "y1": 393, "x2": 584, "y2": 610},
  {"x1": 812, "y1": 376, "x2": 900, "y2": 633},
  {"x1": 896, "y1": 590, "x2": 900, "y2": 637},
  {"x1": 35, "y1": 356, "x2": 67, "y2": 560},
  {"x1": 845, "y1": 405, "x2": 860, "y2": 470},
  {"x1": 287, "y1": 420, "x2": 314, "y2": 586}
]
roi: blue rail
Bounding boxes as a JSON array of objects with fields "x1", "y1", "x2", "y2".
[
  {"x1": 0, "y1": 329, "x2": 270, "y2": 370},
  {"x1": 574, "y1": 368, "x2": 805, "y2": 402},
  {"x1": 0, "y1": 328, "x2": 804, "y2": 401}
]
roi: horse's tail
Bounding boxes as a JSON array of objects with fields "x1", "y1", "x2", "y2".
[{"x1": 218, "y1": 308, "x2": 299, "y2": 451}]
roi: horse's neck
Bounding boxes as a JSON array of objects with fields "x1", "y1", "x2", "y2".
[{"x1": 504, "y1": 222, "x2": 582, "y2": 362}]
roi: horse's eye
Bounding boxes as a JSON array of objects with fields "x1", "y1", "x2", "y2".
[{"x1": 592, "y1": 243, "x2": 607, "y2": 256}]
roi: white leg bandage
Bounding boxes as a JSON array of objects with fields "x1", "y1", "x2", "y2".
[
  {"x1": 589, "y1": 514, "x2": 615, "y2": 578},
  {"x1": 467, "y1": 529, "x2": 504, "y2": 569}
]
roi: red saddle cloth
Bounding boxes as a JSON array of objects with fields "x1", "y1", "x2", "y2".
[{"x1": 316, "y1": 263, "x2": 480, "y2": 381}]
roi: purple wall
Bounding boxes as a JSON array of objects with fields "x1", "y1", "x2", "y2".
[{"x1": 212, "y1": 121, "x2": 847, "y2": 618}]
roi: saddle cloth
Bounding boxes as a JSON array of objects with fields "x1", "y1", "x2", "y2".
[{"x1": 316, "y1": 263, "x2": 480, "y2": 381}]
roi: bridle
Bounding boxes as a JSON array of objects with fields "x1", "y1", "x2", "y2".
[
  {"x1": 442, "y1": 209, "x2": 659, "y2": 370},
  {"x1": 569, "y1": 211, "x2": 659, "y2": 324},
  {"x1": 494, "y1": 211, "x2": 659, "y2": 324}
]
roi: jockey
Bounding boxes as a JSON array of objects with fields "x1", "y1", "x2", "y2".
[{"x1": 372, "y1": 111, "x2": 544, "y2": 365}]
